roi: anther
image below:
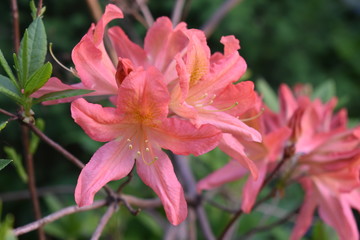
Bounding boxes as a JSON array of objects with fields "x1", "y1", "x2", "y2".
[
  {"x1": 145, "y1": 148, "x2": 150, "y2": 152},
  {"x1": 127, "y1": 139, "x2": 131, "y2": 142},
  {"x1": 144, "y1": 139, "x2": 149, "y2": 143},
  {"x1": 128, "y1": 144, "x2": 133, "y2": 150},
  {"x1": 137, "y1": 151, "x2": 141, "y2": 155}
]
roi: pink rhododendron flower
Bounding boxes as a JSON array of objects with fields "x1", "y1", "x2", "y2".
[
  {"x1": 34, "y1": 4, "x2": 189, "y2": 103},
  {"x1": 170, "y1": 31, "x2": 262, "y2": 177},
  {"x1": 71, "y1": 67, "x2": 221, "y2": 225},
  {"x1": 197, "y1": 95, "x2": 291, "y2": 212}
]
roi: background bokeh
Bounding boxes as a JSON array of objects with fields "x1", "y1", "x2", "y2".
[{"x1": 0, "y1": 0, "x2": 359, "y2": 239}]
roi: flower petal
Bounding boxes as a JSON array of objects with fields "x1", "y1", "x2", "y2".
[
  {"x1": 197, "y1": 111, "x2": 262, "y2": 142},
  {"x1": 150, "y1": 118, "x2": 221, "y2": 156},
  {"x1": 219, "y1": 133, "x2": 258, "y2": 179},
  {"x1": 108, "y1": 26, "x2": 148, "y2": 67},
  {"x1": 290, "y1": 179, "x2": 317, "y2": 240},
  {"x1": 145, "y1": 17, "x2": 189, "y2": 78},
  {"x1": 136, "y1": 146, "x2": 187, "y2": 225},
  {"x1": 117, "y1": 67, "x2": 170, "y2": 121},
  {"x1": 71, "y1": 4, "x2": 123, "y2": 94},
  {"x1": 75, "y1": 140, "x2": 135, "y2": 206},
  {"x1": 71, "y1": 98, "x2": 124, "y2": 142}
]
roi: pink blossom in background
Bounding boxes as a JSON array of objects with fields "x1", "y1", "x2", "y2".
[{"x1": 71, "y1": 67, "x2": 221, "y2": 225}]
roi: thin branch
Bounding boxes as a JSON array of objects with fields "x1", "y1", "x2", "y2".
[
  {"x1": 173, "y1": 155, "x2": 215, "y2": 240},
  {"x1": 21, "y1": 121, "x2": 45, "y2": 240},
  {"x1": 85, "y1": 0, "x2": 103, "y2": 21},
  {"x1": 13, "y1": 200, "x2": 107, "y2": 236},
  {"x1": 205, "y1": 198, "x2": 238, "y2": 214},
  {"x1": 117, "y1": 167, "x2": 134, "y2": 193},
  {"x1": 26, "y1": 123, "x2": 85, "y2": 169},
  {"x1": 37, "y1": 0, "x2": 43, "y2": 16},
  {"x1": 0, "y1": 185, "x2": 75, "y2": 202},
  {"x1": 202, "y1": 0, "x2": 243, "y2": 37},
  {"x1": 91, "y1": 203, "x2": 118, "y2": 240},
  {"x1": 121, "y1": 194, "x2": 161, "y2": 208},
  {"x1": 172, "y1": 0, "x2": 185, "y2": 25},
  {"x1": 10, "y1": 0, "x2": 20, "y2": 53},
  {"x1": 135, "y1": 0, "x2": 154, "y2": 27},
  {"x1": 240, "y1": 207, "x2": 299, "y2": 239}
]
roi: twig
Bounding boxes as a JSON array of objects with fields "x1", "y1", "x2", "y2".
[
  {"x1": 91, "y1": 202, "x2": 118, "y2": 240},
  {"x1": 0, "y1": 185, "x2": 75, "y2": 202},
  {"x1": 135, "y1": 0, "x2": 154, "y2": 27},
  {"x1": 121, "y1": 194, "x2": 161, "y2": 208},
  {"x1": 206, "y1": 198, "x2": 238, "y2": 214},
  {"x1": 240, "y1": 207, "x2": 299, "y2": 239},
  {"x1": 13, "y1": 200, "x2": 107, "y2": 236},
  {"x1": 37, "y1": 0, "x2": 43, "y2": 16},
  {"x1": 173, "y1": 155, "x2": 215, "y2": 240},
  {"x1": 21, "y1": 121, "x2": 46, "y2": 240},
  {"x1": 202, "y1": 0, "x2": 243, "y2": 37},
  {"x1": 10, "y1": 0, "x2": 20, "y2": 53},
  {"x1": 181, "y1": 0, "x2": 192, "y2": 21},
  {"x1": 85, "y1": 0, "x2": 103, "y2": 21},
  {"x1": 117, "y1": 168, "x2": 134, "y2": 193},
  {"x1": 26, "y1": 123, "x2": 85, "y2": 169},
  {"x1": 172, "y1": 0, "x2": 186, "y2": 25}
]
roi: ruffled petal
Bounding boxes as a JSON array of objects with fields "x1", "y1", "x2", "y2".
[
  {"x1": 197, "y1": 111, "x2": 262, "y2": 142},
  {"x1": 290, "y1": 179, "x2": 317, "y2": 240},
  {"x1": 71, "y1": 4, "x2": 123, "y2": 94},
  {"x1": 144, "y1": 17, "x2": 189, "y2": 83},
  {"x1": 149, "y1": 118, "x2": 221, "y2": 156},
  {"x1": 315, "y1": 179, "x2": 359, "y2": 240},
  {"x1": 197, "y1": 160, "x2": 247, "y2": 192},
  {"x1": 218, "y1": 133, "x2": 258, "y2": 179},
  {"x1": 136, "y1": 146, "x2": 187, "y2": 225},
  {"x1": 75, "y1": 140, "x2": 135, "y2": 206},
  {"x1": 241, "y1": 157, "x2": 268, "y2": 213},
  {"x1": 71, "y1": 98, "x2": 125, "y2": 142},
  {"x1": 220, "y1": 35, "x2": 240, "y2": 56},
  {"x1": 108, "y1": 26, "x2": 148, "y2": 67}
]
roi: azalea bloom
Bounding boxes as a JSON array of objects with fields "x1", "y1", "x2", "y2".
[
  {"x1": 71, "y1": 67, "x2": 221, "y2": 225},
  {"x1": 197, "y1": 96, "x2": 291, "y2": 212},
  {"x1": 170, "y1": 30, "x2": 262, "y2": 177},
  {"x1": 34, "y1": 4, "x2": 189, "y2": 103}
]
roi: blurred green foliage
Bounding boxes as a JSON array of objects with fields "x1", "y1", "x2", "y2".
[{"x1": 0, "y1": 0, "x2": 359, "y2": 239}]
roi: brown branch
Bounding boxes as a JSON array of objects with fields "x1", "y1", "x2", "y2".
[
  {"x1": 91, "y1": 202, "x2": 118, "y2": 240},
  {"x1": 21, "y1": 122, "x2": 45, "y2": 240},
  {"x1": 240, "y1": 207, "x2": 299, "y2": 239},
  {"x1": 172, "y1": 0, "x2": 186, "y2": 25},
  {"x1": 121, "y1": 194, "x2": 161, "y2": 208},
  {"x1": 0, "y1": 185, "x2": 75, "y2": 202},
  {"x1": 37, "y1": 0, "x2": 43, "y2": 16},
  {"x1": 10, "y1": 0, "x2": 20, "y2": 53},
  {"x1": 85, "y1": 0, "x2": 103, "y2": 22},
  {"x1": 26, "y1": 123, "x2": 85, "y2": 169},
  {"x1": 173, "y1": 155, "x2": 215, "y2": 240},
  {"x1": 202, "y1": 0, "x2": 243, "y2": 37},
  {"x1": 13, "y1": 200, "x2": 107, "y2": 236}
]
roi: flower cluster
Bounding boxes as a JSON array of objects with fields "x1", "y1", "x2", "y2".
[
  {"x1": 198, "y1": 84, "x2": 360, "y2": 239},
  {"x1": 36, "y1": 4, "x2": 261, "y2": 225}
]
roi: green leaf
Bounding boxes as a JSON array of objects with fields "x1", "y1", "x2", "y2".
[
  {"x1": 18, "y1": 17, "x2": 47, "y2": 86},
  {"x1": 18, "y1": 30, "x2": 29, "y2": 86},
  {"x1": 0, "y1": 121, "x2": 8, "y2": 132},
  {"x1": 30, "y1": 0, "x2": 37, "y2": 20},
  {"x1": 256, "y1": 78, "x2": 279, "y2": 112},
  {"x1": 30, "y1": 118, "x2": 45, "y2": 154},
  {"x1": 0, "y1": 214, "x2": 17, "y2": 240},
  {"x1": 3, "y1": 147, "x2": 28, "y2": 183},
  {"x1": 0, "y1": 159, "x2": 12, "y2": 171},
  {"x1": 24, "y1": 62, "x2": 52, "y2": 96},
  {"x1": 33, "y1": 89, "x2": 94, "y2": 104},
  {"x1": 0, "y1": 50, "x2": 18, "y2": 88},
  {"x1": 0, "y1": 75, "x2": 23, "y2": 104},
  {"x1": 312, "y1": 80, "x2": 336, "y2": 103}
]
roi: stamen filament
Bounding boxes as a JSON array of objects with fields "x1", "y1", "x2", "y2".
[
  {"x1": 49, "y1": 43, "x2": 78, "y2": 77},
  {"x1": 238, "y1": 108, "x2": 265, "y2": 122}
]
